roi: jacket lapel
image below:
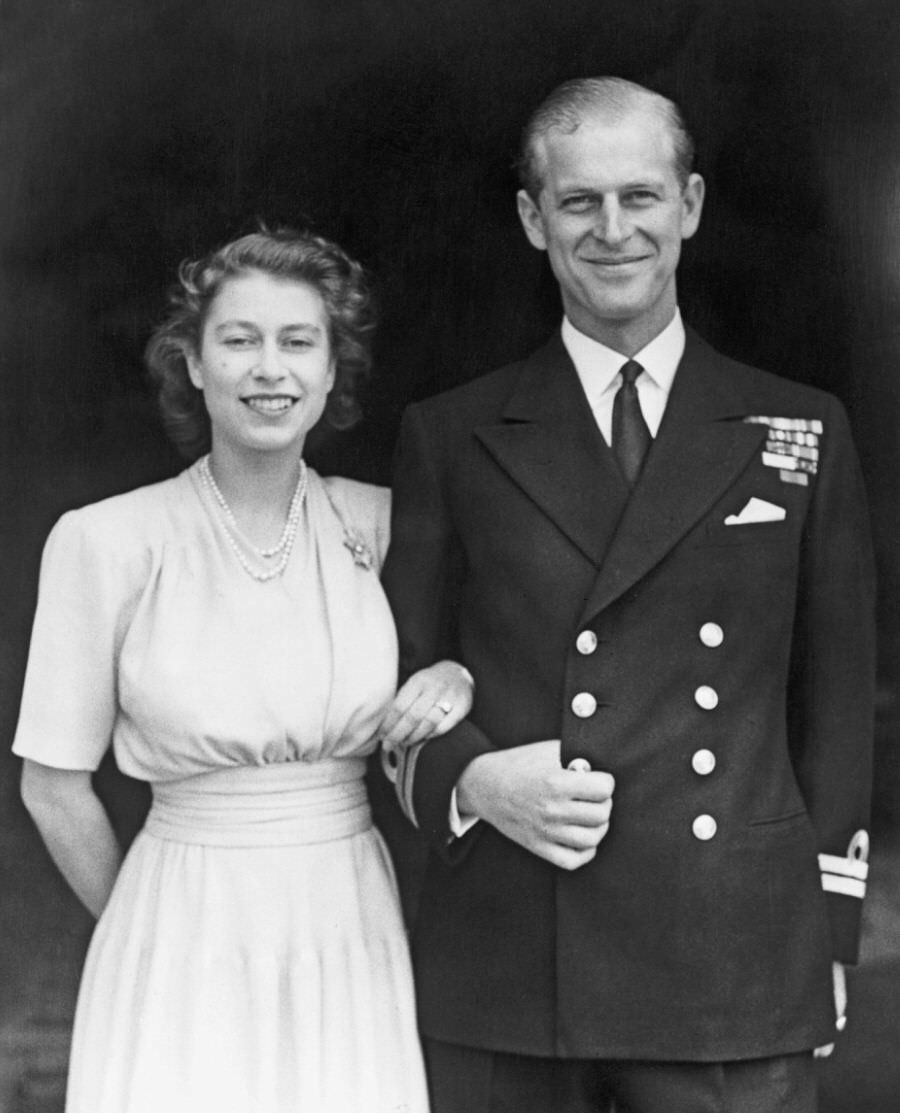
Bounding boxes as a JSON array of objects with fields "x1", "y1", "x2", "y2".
[
  {"x1": 474, "y1": 334, "x2": 630, "y2": 566},
  {"x1": 579, "y1": 330, "x2": 768, "y2": 623}
]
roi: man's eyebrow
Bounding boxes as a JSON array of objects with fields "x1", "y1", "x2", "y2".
[{"x1": 557, "y1": 177, "x2": 668, "y2": 195}]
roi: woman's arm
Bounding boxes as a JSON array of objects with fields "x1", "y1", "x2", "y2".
[{"x1": 20, "y1": 760, "x2": 122, "y2": 919}]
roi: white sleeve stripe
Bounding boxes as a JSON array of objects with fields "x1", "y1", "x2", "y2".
[
  {"x1": 821, "y1": 874, "x2": 866, "y2": 899},
  {"x1": 397, "y1": 740, "x2": 424, "y2": 829},
  {"x1": 818, "y1": 853, "x2": 869, "y2": 881}
]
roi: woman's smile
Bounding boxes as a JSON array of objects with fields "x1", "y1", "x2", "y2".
[{"x1": 242, "y1": 393, "x2": 299, "y2": 416}]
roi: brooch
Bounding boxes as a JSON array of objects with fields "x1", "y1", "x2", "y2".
[{"x1": 343, "y1": 530, "x2": 375, "y2": 570}]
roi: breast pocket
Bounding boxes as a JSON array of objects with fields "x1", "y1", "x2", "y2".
[{"x1": 695, "y1": 519, "x2": 791, "y2": 548}]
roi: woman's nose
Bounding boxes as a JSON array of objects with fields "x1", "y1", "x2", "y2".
[{"x1": 252, "y1": 342, "x2": 285, "y2": 380}]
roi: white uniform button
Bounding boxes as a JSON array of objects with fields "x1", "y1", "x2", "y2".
[
  {"x1": 692, "y1": 749, "x2": 716, "y2": 776},
  {"x1": 567, "y1": 758, "x2": 592, "y2": 773},
  {"x1": 576, "y1": 630, "x2": 598, "y2": 655},
  {"x1": 694, "y1": 685, "x2": 719, "y2": 710},
  {"x1": 699, "y1": 622, "x2": 724, "y2": 648},
  {"x1": 571, "y1": 692, "x2": 598, "y2": 718},
  {"x1": 692, "y1": 814, "x2": 718, "y2": 841}
]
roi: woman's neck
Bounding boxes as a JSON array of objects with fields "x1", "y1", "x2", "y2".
[{"x1": 205, "y1": 444, "x2": 306, "y2": 548}]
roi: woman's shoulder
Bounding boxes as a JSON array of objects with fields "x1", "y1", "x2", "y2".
[
  {"x1": 48, "y1": 469, "x2": 196, "y2": 560},
  {"x1": 317, "y1": 473, "x2": 391, "y2": 568},
  {"x1": 319, "y1": 473, "x2": 390, "y2": 516}
]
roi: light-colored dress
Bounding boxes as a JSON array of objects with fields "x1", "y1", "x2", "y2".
[{"x1": 13, "y1": 462, "x2": 429, "y2": 1113}]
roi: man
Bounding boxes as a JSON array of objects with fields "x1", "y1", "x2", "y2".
[{"x1": 381, "y1": 77, "x2": 875, "y2": 1113}]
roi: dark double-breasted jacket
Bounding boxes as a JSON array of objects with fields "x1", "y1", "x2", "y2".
[{"x1": 381, "y1": 327, "x2": 876, "y2": 1062}]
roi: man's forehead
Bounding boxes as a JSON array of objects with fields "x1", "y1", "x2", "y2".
[{"x1": 534, "y1": 110, "x2": 678, "y2": 184}]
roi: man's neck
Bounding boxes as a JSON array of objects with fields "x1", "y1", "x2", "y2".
[{"x1": 565, "y1": 305, "x2": 679, "y2": 359}]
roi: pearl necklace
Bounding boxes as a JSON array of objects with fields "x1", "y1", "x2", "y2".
[{"x1": 198, "y1": 455, "x2": 308, "y2": 582}]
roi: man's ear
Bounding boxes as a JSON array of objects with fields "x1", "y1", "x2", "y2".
[
  {"x1": 517, "y1": 189, "x2": 548, "y2": 251},
  {"x1": 680, "y1": 173, "x2": 705, "y2": 241}
]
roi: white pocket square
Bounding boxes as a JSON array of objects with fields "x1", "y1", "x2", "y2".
[{"x1": 724, "y1": 497, "x2": 786, "y2": 525}]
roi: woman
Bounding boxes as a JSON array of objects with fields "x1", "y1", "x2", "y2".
[{"x1": 13, "y1": 228, "x2": 471, "y2": 1112}]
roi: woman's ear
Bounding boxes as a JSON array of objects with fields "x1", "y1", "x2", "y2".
[{"x1": 186, "y1": 347, "x2": 204, "y2": 390}]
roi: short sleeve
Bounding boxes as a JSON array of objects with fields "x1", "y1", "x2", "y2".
[{"x1": 12, "y1": 509, "x2": 132, "y2": 770}]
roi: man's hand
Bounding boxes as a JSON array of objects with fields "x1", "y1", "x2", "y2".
[
  {"x1": 814, "y1": 961, "x2": 848, "y2": 1059},
  {"x1": 456, "y1": 740, "x2": 615, "y2": 870}
]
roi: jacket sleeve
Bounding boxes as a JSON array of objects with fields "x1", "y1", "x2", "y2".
[
  {"x1": 789, "y1": 394, "x2": 876, "y2": 963},
  {"x1": 381, "y1": 403, "x2": 496, "y2": 854}
]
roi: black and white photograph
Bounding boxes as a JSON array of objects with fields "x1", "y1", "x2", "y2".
[{"x1": 1, "y1": 1, "x2": 898, "y2": 1110}]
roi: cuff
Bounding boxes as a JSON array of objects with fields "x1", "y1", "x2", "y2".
[
  {"x1": 819, "y1": 829, "x2": 870, "y2": 901},
  {"x1": 448, "y1": 787, "x2": 480, "y2": 838},
  {"x1": 389, "y1": 739, "x2": 427, "y2": 828}
]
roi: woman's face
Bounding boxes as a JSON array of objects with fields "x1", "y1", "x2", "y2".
[{"x1": 187, "y1": 270, "x2": 335, "y2": 460}]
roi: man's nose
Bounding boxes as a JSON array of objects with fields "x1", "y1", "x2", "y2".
[{"x1": 592, "y1": 201, "x2": 629, "y2": 246}]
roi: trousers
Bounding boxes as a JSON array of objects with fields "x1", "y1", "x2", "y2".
[{"x1": 424, "y1": 1039, "x2": 818, "y2": 1113}]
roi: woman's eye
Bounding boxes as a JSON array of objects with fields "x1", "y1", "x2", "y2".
[
  {"x1": 284, "y1": 337, "x2": 313, "y2": 351},
  {"x1": 223, "y1": 335, "x2": 254, "y2": 348}
]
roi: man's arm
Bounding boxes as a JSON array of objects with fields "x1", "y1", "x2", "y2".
[
  {"x1": 381, "y1": 404, "x2": 497, "y2": 851},
  {"x1": 382, "y1": 404, "x2": 615, "y2": 865},
  {"x1": 790, "y1": 394, "x2": 876, "y2": 964}
]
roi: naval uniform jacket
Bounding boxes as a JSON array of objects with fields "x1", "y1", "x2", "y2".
[{"x1": 381, "y1": 327, "x2": 876, "y2": 1062}]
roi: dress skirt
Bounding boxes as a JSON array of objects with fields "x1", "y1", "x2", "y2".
[{"x1": 66, "y1": 759, "x2": 430, "y2": 1113}]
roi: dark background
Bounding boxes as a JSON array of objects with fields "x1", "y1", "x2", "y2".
[{"x1": 1, "y1": 0, "x2": 899, "y2": 1109}]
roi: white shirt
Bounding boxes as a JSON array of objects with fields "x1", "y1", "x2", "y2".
[
  {"x1": 448, "y1": 311, "x2": 687, "y2": 836},
  {"x1": 562, "y1": 308, "x2": 685, "y2": 445}
]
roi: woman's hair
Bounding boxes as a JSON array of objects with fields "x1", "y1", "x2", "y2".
[{"x1": 145, "y1": 227, "x2": 376, "y2": 459}]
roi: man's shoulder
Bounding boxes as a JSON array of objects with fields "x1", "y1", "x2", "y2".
[
  {"x1": 411, "y1": 335, "x2": 563, "y2": 423},
  {"x1": 688, "y1": 328, "x2": 842, "y2": 418}
]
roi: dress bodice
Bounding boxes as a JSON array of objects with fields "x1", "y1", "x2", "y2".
[{"x1": 13, "y1": 463, "x2": 397, "y2": 782}]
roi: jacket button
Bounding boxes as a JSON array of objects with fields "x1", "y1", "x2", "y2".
[
  {"x1": 699, "y1": 622, "x2": 724, "y2": 647},
  {"x1": 571, "y1": 692, "x2": 598, "y2": 718},
  {"x1": 576, "y1": 630, "x2": 598, "y2": 655},
  {"x1": 691, "y1": 749, "x2": 716, "y2": 775},
  {"x1": 567, "y1": 757, "x2": 592, "y2": 773},
  {"x1": 692, "y1": 814, "x2": 717, "y2": 840},
  {"x1": 694, "y1": 685, "x2": 719, "y2": 710}
]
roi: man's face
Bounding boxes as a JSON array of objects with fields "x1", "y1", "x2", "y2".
[{"x1": 517, "y1": 109, "x2": 704, "y2": 346}]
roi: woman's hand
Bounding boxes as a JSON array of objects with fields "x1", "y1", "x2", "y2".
[{"x1": 378, "y1": 660, "x2": 474, "y2": 758}]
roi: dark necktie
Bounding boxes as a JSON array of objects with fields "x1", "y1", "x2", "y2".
[{"x1": 612, "y1": 359, "x2": 651, "y2": 487}]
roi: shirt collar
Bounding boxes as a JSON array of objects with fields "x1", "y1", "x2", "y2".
[{"x1": 561, "y1": 309, "x2": 686, "y2": 396}]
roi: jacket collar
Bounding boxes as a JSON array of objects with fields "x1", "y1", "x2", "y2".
[
  {"x1": 475, "y1": 332, "x2": 631, "y2": 565},
  {"x1": 474, "y1": 329, "x2": 768, "y2": 616}
]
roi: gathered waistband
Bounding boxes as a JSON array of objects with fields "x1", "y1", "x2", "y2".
[{"x1": 144, "y1": 758, "x2": 372, "y2": 847}]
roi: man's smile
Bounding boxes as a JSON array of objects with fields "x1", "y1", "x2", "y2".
[{"x1": 582, "y1": 255, "x2": 651, "y2": 268}]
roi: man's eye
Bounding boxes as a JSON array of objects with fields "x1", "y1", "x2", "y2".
[
  {"x1": 562, "y1": 196, "x2": 593, "y2": 212},
  {"x1": 625, "y1": 191, "x2": 658, "y2": 205}
]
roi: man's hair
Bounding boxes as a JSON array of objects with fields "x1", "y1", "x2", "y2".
[{"x1": 517, "y1": 77, "x2": 696, "y2": 200}]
